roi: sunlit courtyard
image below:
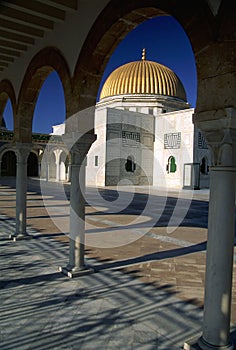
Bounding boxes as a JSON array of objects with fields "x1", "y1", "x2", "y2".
[{"x1": 1, "y1": 177, "x2": 236, "y2": 349}]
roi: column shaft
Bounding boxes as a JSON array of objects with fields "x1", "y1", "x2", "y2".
[
  {"x1": 199, "y1": 167, "x2": 236, "y2": 349},
  {"x1": 38, "y1": 162, "x2": 41, "y2": 177},
  {"x1": 11, "y1": 144, "x2": 31, "y2": 240},
  {"x1": 56, "y1": 160, "x2": 60, "y2": 181},
  {"x1": 68, "y1": 162, "x2": 86, "y2": 270},
  {"x1": 45, "y1": 162, "x2": 49, "y2": 181},
  {"x1": 16, "y1": 159, "x2": 27, "y2": 235},
  {"x1": 59, "y1": 133, "x2": 96, "y2": 277}
]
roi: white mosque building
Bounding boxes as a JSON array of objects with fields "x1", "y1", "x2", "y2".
[{"x1": 52, "y1": 49, "x2": 210, "y2": 189}]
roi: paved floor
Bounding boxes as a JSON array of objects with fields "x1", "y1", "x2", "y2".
[{"x1": 0, "y1": 177, "x2": 236, "y2": 349}]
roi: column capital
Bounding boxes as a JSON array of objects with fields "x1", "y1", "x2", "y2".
[
  {"x1": 194, "y1": 108, "x2": 236, "y2": 166},
  {"x1": 14, "y1": 142, "x2": 32, "y2": 163},
  {"x1": 53, "y1": 149, "x2": 63, "y2": 163},
  {"x1": 63, "y1": 132, "x2": 97, "y2": 165}
]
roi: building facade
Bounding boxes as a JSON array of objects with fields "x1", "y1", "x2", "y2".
[
  {"x1": 0, "y1": 2, "x2": 235, "y2": 348},
  {"x1": 0, "y1": 51, "x2": 210, "y2": 190},
  {"x1": 84, "y1": 50, "x2": 210, "y2": 189}
]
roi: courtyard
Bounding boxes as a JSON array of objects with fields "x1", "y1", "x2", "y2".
[{"x1": 0, "y1": 177, "x2": 236, "y2": 349}]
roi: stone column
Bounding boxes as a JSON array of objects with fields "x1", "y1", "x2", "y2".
[
  {"x1": 197, "y1": 167, "x2": 235, "y2": 350},
  {"x1": 44, "y1": 156, "x2": 49, "y2": 181},
  {"x1": 59, "y1": 133, "x2": 96, "y2": 278},
  {"x1": 67, "y1": 162, "x2": 71, "y2": 182},
  {"x1": 54, "y1": 149, "x2": 62, "y2": 182},
  {"x1": 56, "y1": 161, "x2": 60, "y2": 181},
  {"x1": 10, "y1": 143, "x2": 32, "y2": 241},
  {"x1": 38, "y1": 161, "x2": 41, "y2": 177},
  {"x1": 184, "y1": 108, "x2": 236, "y2": 350}
]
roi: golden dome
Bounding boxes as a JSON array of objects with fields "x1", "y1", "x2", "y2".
[{"x1": 99, "y1": 50, "x2": 187, "y2": 101}]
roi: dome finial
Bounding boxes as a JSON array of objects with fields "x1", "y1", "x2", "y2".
[{"x1": 142, "y1": 48, "x2": 146, "y2": 61}]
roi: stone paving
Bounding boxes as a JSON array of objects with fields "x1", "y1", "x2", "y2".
[{"x1": 0, "y1": 178, "x2": 236, "y2": 349}]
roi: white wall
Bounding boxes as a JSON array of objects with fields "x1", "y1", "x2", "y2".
[
  {"x1": 153, "y1": 108, "x2": 194, "y2": 189},
  {"x1": 86, "y1": 107, "x2": 107, "y2": 186}
]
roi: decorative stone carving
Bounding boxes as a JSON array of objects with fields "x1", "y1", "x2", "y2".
[
  {"x1": 63, "y1": 132, "x2": 97, "y2": 165},
  {"x1": 194, "y1": 108, "x2": 236, "y2": 167},
  {"x1": 15, "y1": 142, "x2": 32, "y2": 164}
]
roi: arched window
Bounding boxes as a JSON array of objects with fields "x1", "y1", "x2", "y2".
[
  {"x1": 200, "y1": 157, "x2": 209, "y2": 174},
  {"x1": 167, "y1": 156, "x2": 177, "y2": 173},
  {"x1": 125, "y1": 156, "x2": 136, "y2": 173}
]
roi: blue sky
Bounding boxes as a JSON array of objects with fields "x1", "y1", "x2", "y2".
[{"x1": 3, "y1": 15, "x2": 197, "y2": 134}]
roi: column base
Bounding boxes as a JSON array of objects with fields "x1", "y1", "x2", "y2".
[
  {"x1": 184, "y1": 336, "x2": 234, "y2": 350},
  {"x1": 9, "y1": 233, "x2": 33, "y2": 241},
  {"x1": 58, "y1": 265, "x2": 95, "y2": 278},
  {"x1": 198, "y1": 337, "x2": 234, "y2": 350},
  {"x1": 184, "y1": 335, "x2": 201, "y2": 349}
]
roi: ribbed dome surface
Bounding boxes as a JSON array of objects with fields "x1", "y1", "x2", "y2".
[{"x1": 99, "y1": 57, "x2": 187, "y2": 102}]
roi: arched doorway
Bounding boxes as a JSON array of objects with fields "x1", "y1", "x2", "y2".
[
  {"x1": 27, "y1": 152, "x2": 38, "y2": 177},
  {"x1": 1, "y1": 150, "x2": 16, "y2": 176},
  {"x1": 59, "y1": 150, "x2": 69, "y2": 181}
]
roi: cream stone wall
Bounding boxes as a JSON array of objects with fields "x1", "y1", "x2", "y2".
[
  {"x1": 193, "y1": 127, "x2": 211, "y2": 188},
  {"x1": 105, "y1": 108, "x2": 154, "y2": 186},
  {"x1": 53, "y1": 101, "x2": 200, "y2": 189},
  {"x1": 153, "y1": 108, "x2": 195, "y2": 189},
  {"x1": 85, "y1": 106, "x2": 155, "y2": 187},
  {"x1": 86, "y1": 107, "x2": 107, "y2": 186},
  {"x1": 51, "y1": 123, "x2": 65, "y2": 135}
]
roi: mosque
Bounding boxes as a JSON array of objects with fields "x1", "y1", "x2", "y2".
[
  {"x1": 0, "y1": 3, "x2": 235, "y2": 349},
  {"x1": 52, "y1": 49, "x2": 210, "y2": 189}
]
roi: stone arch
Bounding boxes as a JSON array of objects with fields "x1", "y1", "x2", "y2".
[
  {"x1": 32, "y1": 145, "x2": 45, "y2": 178},
  {"x1": 32, "y1": 145, "x2": 44, "y2": 158},
  {"x1": 0, "y1": 79, "x2": 16, "y2": 129},
  {"x1": 73, "y1": 0, "x2": 214, "y2": 112},
  {"x1": 59, "y1": 149, "x2": 70, "y2": 181},
  {"x1": 193, "y1": 0, "x2": 235, "y2": 114},
  {"x1": 1, "y1": 149, "x2": 17, "y2": 176},
  {"x1": 16, "y1": 47, "x2": 72, "y2": 143},
  {"x1": 0, "y1": 144, "x2": 16, "y2": 162}
]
